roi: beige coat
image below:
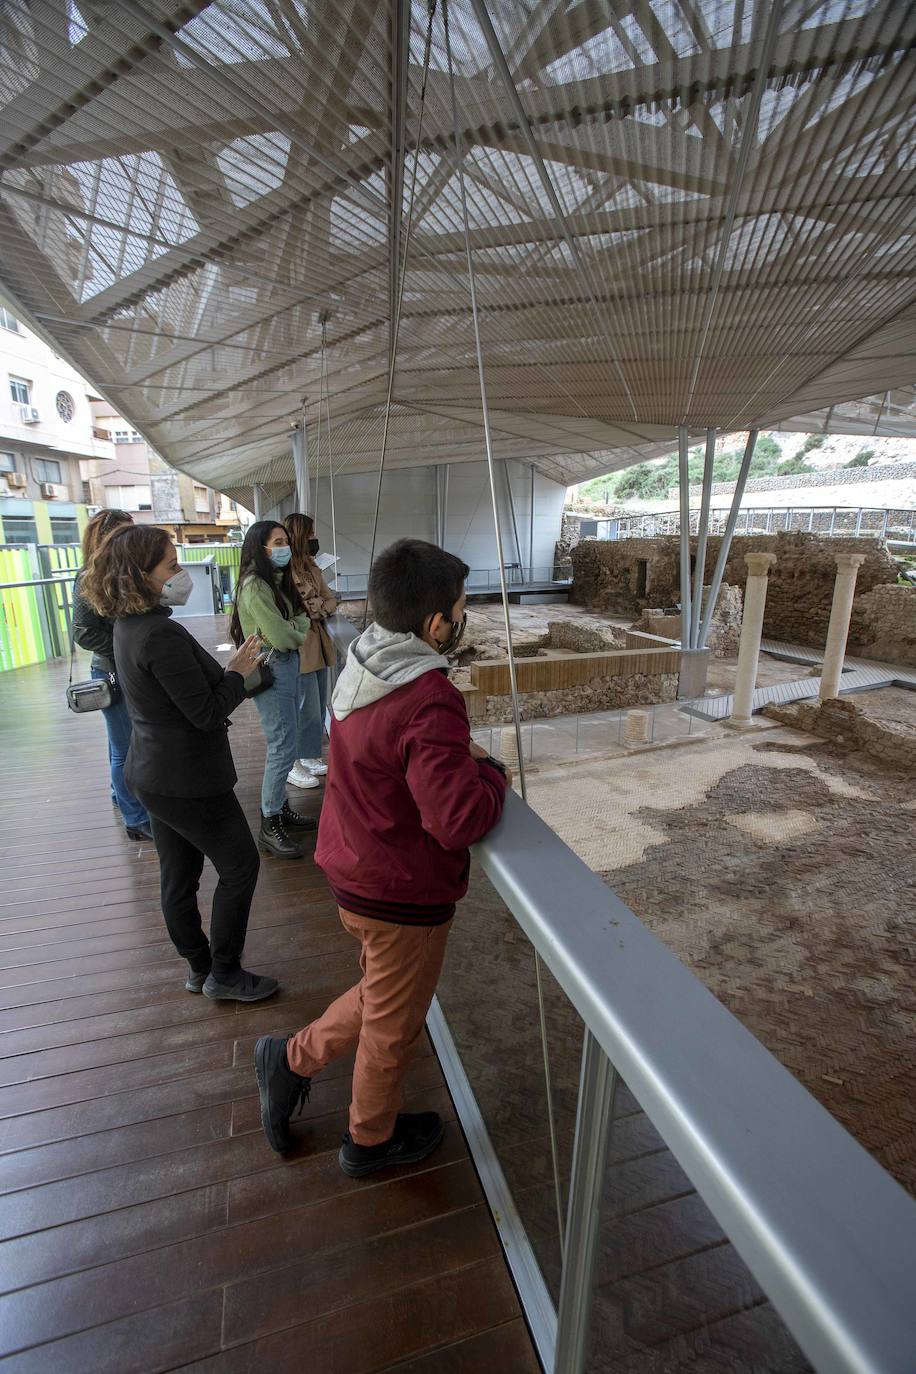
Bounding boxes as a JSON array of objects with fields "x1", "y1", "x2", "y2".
[{"x1": 293, "y1": 559, "x2": 338, "y2": 673}]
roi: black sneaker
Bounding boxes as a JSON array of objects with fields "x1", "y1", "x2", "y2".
[
  {"x1": 280, "y1": 800, "x2": 318, "y2": 832},
  {"x1": 339, "y1": 1112, "x2": 445, "y2": 1178},
  {"x1": 254, "y1": 1034, "x2": 311, "y2": 1153},
  {"x1": 185, "y1": 964, "x2": 210, "y2": 993},
  {"x1": 202, "y1": 968, "x2": 279, "y2": 1002}
]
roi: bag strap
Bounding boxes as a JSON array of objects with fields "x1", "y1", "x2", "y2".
[{"x1": 67, "y1": 584, "x2": 78, "y2": 687}]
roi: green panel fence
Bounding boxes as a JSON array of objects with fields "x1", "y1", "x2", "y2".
[
  {"x1": 0, "y1": 541, "x2": 242, "y2": 671},
  {"x1": 0, "y1": 547, "x2": 76, "y2": 672}
]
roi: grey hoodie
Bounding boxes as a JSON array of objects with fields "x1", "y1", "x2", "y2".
[{"x1": 331, "y1": 621, "x2": 446, "y2": 721}]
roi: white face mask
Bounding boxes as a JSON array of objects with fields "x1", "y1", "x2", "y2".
[{"x1": 159, "y1": 567, "x2": 194, "y2": 607}]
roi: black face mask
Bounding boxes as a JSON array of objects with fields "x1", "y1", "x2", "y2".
[{"x1": 307, "y1": 538, "x2": 320, "y2": 556}]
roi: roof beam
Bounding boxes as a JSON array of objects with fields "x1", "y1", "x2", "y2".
[{"x1": 0, "y1": 0, "x2": 213, "y2": 171}]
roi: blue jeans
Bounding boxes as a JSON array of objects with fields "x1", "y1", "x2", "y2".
[
  {"x1": 92, "y1": 666, "x2": 149, "y2": 830},
  {"x1": 297, "y1": 667, "x2": 328, "y2": 760},
  {"x1": 253, "y1": 650, "x2": 302, "y2": 815}
]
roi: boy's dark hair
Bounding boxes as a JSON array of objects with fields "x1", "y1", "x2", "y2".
[{"x1": 369, "y1": 539, "x2": 469, "y2": 636}]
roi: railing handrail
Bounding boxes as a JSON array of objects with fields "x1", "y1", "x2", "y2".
[
  {"x1": 325, "y1": 612, "x2": 916, "y2": 1372},
  {"x1": 0, "y1": 575, "x2": 77, "y2": 591}
]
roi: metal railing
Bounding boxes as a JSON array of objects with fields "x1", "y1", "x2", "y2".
[
  {"x1": 584, "y1": 506, "x2": 916, "y2": 542},
  {"x1": 325, "y1": 614, "x2": 916, "y2": 1373},
  {"x1": 333, "y1": 563, "x2": 570, "y2": 597}
]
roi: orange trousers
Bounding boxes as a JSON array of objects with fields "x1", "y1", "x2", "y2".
[{"x1": 285, "y1": 907, "x2": 452, "y2": 1146}]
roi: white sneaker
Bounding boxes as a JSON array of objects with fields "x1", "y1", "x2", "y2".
[
  {"x1": 287, "y1": 763, "x2": 320, "y2": 789},
  {"x1": 302, "y1": 758, "x2": 328, "y2": 776}
]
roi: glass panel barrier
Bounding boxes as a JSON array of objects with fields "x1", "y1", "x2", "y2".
[{"x1": 436, "y1": 865, "x2": 814, "y2": 1370}]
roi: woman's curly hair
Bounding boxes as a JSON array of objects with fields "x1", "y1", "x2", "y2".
[
  {"x1": 80, "y1": 508, "x2": 132, "y2": 566},
  {"x1": 81, "y1": 524, "x2": 171, "y2": 618}
]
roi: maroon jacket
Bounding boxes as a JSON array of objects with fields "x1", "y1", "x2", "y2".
[{"x1": 315, "y1": 669, "x2": 507, "y2": 925}]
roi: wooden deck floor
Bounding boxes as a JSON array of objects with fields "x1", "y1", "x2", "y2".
[{"x1": 0, "y1": 618, "x2": 538, "y2": 1373}]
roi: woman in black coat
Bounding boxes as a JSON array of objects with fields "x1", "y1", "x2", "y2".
[
  {"x1": 71, "y1": 508, "x2": 153, "y2": 840},
  {"x1": 82, "y1": 524, "x2": 277, "y2": 1002}
]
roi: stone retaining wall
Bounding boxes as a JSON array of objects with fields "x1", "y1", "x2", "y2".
[
  {"x1": 689, "y1": 460, "x2": 916, "y2": 498},
  {"x1": 481, "y1": 672, "x2": 680, "y2": 723},
  {"x1": 466, "y1": 644, "x2": 680, "y2": 723},
  {"x1": 763, "y1": 696, "x2": 916, "y2": 771},
  {"x1": 849, "y1": 585, "x2": 916, "y2": 667},
  {"x1": 572, "y1": 531, "x2": 909, "y2": 656}
]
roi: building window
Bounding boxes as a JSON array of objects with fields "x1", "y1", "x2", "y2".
[
  {"x1": 0, "y1": 307, "x2": 20, "y2": 332},
  {"x1": 1, "y1": 515, "x2": 38, "y2": 544},
  {"x1": 635, "y1": 559, "x2": 648, "y2": 598},
  {"x1": 34, "y1": 457, "x2": 63, "y2": 484},
  {"x1": 55, "y1": 391, "x2": 75, "y2": 422},
  {"x1": 50, "y1": 517, "x2": 80, "y2": 544},
  {"x1": 9, "y1": 376, "x2": 31, "y2": 406},
  {"x1": 193, "y1": 483, "x2": 210, "y2": 515},
  {"x1": 111, "y1": 426, "x2": 144, "y2": 444},
  {"x1": 108, "y1": 484, "x2": 152, "y2": 511},
  {"x1": 0, "y1": 452, "x2": 16, "y2": 473}
]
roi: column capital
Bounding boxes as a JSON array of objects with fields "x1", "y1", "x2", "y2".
[
  {"x1": 834, "y1": 553, "x2": 866, "y2": 572},
  {"x1": 744, "y1": 552, "x2": 777, "y2": 576}
]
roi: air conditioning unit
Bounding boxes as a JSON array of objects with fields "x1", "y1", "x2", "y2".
[
  {"x1": 40, "y1": 482, "x2": 61, "y2": 498},
  {"x1": 4, "y1": 471, "x2": 26, "y2": 488},
  {"x1": 18, "y1": 405, "x2": 40, "y2": 424}
]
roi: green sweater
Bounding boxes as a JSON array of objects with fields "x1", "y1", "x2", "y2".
[{"x1": 235, "y1": 573, "x2": 310, "y2": 651}]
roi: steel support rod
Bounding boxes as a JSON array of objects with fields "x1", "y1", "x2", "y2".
[
  {"x1": 698, "y1": 429, "x2": 759, "y2": 648},
  {"x1": 252, "y1": 485, "x2": 263, "y2": 520},
  {"x1": 677, "y1": 426, "x2": 692, "y2": 646},
  {"x1": 444, "y1": 0, "x2": 565, "y2": 1266},
  {"x1": 529, "y1": 462, "x2": 536, "y2": 580},
  {"x1": 690, "y1": 427, "x2": 716, "y2": 647},
  {"x1": 555, "y1": 1029, "x2": 617, "y2": 1374},
  {"x1": 503, "y1": 460, "x2": 523, "y2": 578},
  {"x1": 441, "y1": 464, "x2": 449, "y2": 547},
  {"x1": 293, "y1": 411, "x2": 309, "y2": 514}
]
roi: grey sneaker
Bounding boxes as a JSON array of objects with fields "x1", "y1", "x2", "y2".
[
  {"x1": 202, "y1": 968, "x2": 279, "y2": 1002},
  {"x1": 254, "y1": 1034, "x2": 311, "y2": 1153},
  {"x1": 185, "y1": 964, "x2": 210, "y2": 993}
]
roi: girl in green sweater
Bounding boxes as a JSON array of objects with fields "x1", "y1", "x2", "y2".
[{"x1": 230, "y1": 521, "x2": 318, "y2": 858}]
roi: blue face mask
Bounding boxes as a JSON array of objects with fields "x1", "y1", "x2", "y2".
[{"x1": 269, "y1": 545, "x2": 292, "y2": 568}]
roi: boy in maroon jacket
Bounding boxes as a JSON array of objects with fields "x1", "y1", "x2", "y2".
[{"x1": 255, "y1": 539, "x2": 509, "y2": 1175}]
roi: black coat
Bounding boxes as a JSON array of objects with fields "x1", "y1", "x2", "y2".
[
  {"x1": 71, "y1": 571, "x2": 115, "y2": 669},
  {"x1": 114, "y1": 607, "x2": 246, "y2": 797}
]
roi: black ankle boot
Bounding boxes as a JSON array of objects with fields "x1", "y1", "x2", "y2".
[
  {"x1": 258, "y1": 811, "x2": 304, "y2": 858},
  {"x1": 280, "y1": 800, "x2": 318, "y2": 833}
]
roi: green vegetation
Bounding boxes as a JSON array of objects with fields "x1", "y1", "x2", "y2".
[
  {"x1": 576, "y1": 431, "x2": 825, "y2": 504},
  {"x1": 846, "y1": 449, "x2": 874, "y2": 468}
]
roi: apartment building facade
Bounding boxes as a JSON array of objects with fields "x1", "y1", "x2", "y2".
[{"x1": 1, "y1": 309, "x2": 240, "y2": 546}]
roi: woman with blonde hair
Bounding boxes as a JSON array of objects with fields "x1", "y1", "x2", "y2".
[
  {"x1": 71, "y1": 508, "x2": 152, "y2": 840},
  {"x1": 82, "y1": 524, "x2": 277, "y2": 1002},
  {"x1": 285, "y1": 512, "x2": 337, "y2": 790}
]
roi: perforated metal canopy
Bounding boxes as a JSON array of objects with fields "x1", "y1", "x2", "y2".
[{"x1": 1, "y1": 0, "x2": 914, "y2": 499}]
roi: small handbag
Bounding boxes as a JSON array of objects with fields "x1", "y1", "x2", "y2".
[
  {"x1": 242, "y1": 660, "x2": 275, "y2": 697},
  {"x1": 66, "y1": 645, "x2": 120, "y2": 713}
]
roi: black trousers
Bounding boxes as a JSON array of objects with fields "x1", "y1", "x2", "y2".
[{"x1": 135, "y1": 788, "x2": 260, "y2": 978}]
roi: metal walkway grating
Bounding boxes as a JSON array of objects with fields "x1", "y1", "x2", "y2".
[{"x1": 683, "y1": 641, "x2": 916, "y2": 722}]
